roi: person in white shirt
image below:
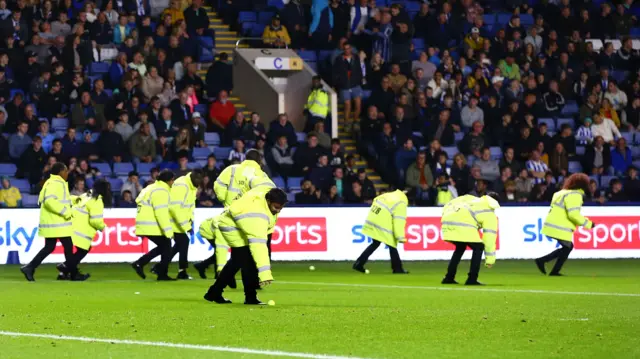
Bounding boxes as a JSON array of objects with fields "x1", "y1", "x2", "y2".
[{"x1": 591, "y1": 113, "x2": 621, "y2": 145}]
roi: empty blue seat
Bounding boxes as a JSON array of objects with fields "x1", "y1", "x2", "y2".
[
  {"x1": 0, "y1": 163, "x2": 16, "y2": 175},
  {"x1": 107, "y1": 178, "x2": 123, "y2": 192},
  {"x1": 296, "y1": 132, "x2": 306, "y2": 143},
  {"x1": 489, "y1": 146, "x2": 502, "y2": 160},
  {"x1": 631, "y1": 145, "x2": 640, "y2": 159},
  {"x1": 204, "y1": 132, "x2": 220, "y2": 146},
  {"x1": 497, "y1": 13, "x2": 511, "y2": 25},
  {"x1": 258, "y1": 11, "x2": 275, "y2": 25},
  {"x1": 193, "y1": 147, "x2": 212, "y2": 160},
  {"x1": 576, "y1": 146, "x2": 586, "y2": 156},
  {"x1": 199, "y1": 36, "x2": 214, "y2": 48},
  {"x1": 113, "y1": 162, "x2": 134, "y2": 176},
  {"x1": 318, "y1": 50, "x2": 333, "y2": 63},
  {"x1": 307, "y1": 62, "x2": 318, "y2": 73},
  {"x1": 538, "y1": 118, "x2": 556, "y2": 131},
  {"x1": 267, "y1": 0, "x2": 284, "y2": 9},
  {"x1": 89, "y1": 62, "x2": 109, "y2": 74},
  {"x1": 238, "y1": 11, "x2": 257, "y2": 23},
  {"x1": 195, "y1": 104, "x2": 208, "y2": 116},
  {"x1": 442, "y1": 146, "x2": 458, "y2": 159},
  {"x1": 297, "y1": 50, "x2": 317, "y2": 62},
  {"x1": 454, "y1": 132, "x2": 464, "y2": 143},
  {"x1": 483, "y1": 14, "x2": 495, "y2": 24},
  {"x1": 241, "y1": 22, "x2": 253, "y2": 35},
  {"x1": 561, "y1": 101, "x2": 579, "y2": 115},
  {"x1": 251, "y1": 23, "x2": 265, "y2": 37},
  {"x1": 273, "y1": 176, "x2": 286, "y2": 188},
  {"x1": 11, "y1": 178, "x2": 30, "y2": 192},
  {"x1": 557, "y1": 118, "x2": 575, "y2": 129},
  {"x1": 361, "y1": 89, "x2": 372, "y2": 100},
  {"x1": 601, "y1": 175, "x2": 618, "y2": 187},
  {"x1": 51, "y1": 117, "x2": 69, "y2": 130},
  {"x1": 187, "y1": 162, "x2": 201, "y2": 169},
  {"x1": 412, "y1": 38, "x2": 425, "y2": 50},
  {"x1": 622, "y1": 132, "x2": 635, "y2": 145},
  {"x1": 404, "y1": 1, "x2": 420, "y2": 12},
  {"x1": 92, "y1": 162, "x2": 112, "y2": 176},
  {"x1": 199, "y1": 46, "x2": 214, "y2": 63},
  {"x1": 10, "y1": 89, "x2": 24, "y2": 99},
  {"x1": 520, "y1": 14, "x2": 534, "y2": 26},
  {"x1": 287, "y1": 177, "x2": 304, "y2": 190},
  {"x1": 214, "y1": 147, "x2": 232, "y2": 159},
  {"x1": 23, "y1": 194, "x2": 38, "y2": 207},
  {"x1": 568, "y1": 161, "x2": 583, "y2": 173},
  {"x1": 136, "y1": 162, "x2": 155, "y2": 175},
  {"x1": 633, "y1": 160, "x2": 640, "y2": 169}
]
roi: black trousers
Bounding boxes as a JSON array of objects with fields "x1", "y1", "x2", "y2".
[
  {"x1": 537, "y1": 239, "x2": 574, "y2": 274},
  {"x1": 200, "y1": 238, "x2": 217, "y2": 268},
  {"x1": 207, "y1": 246, "x2": 259, "y2": 300},
  {"x1": 28, "y1": 237, "x2": 74, "y2": 269},
  {"x1": 356, "y1": 239, "x2": 403, "y2": 272},
  {"x1": 445, "y1": 242, "x2": 485, "y2": 281},
  {"x1": 64, "y1": 247, "x2": 91, "y2": 273},
  {"x1": 267, "y1": 233, "x2": 272, "y2": 259},
  {"x1": 135, "y1": 236, "x2": 172, "y2": 276},
  {"x1": 170, "y1": 232, "x2": 190, "y2": 270}
]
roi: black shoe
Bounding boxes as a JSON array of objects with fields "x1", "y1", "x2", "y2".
[
  {"x1": 393, "y1": 269, "x2": 409, "y2": 274},
  {"x1": 20, "y1": 266, "x2": 35, "y2": 282},
  {"x1": 228, "y1": 277, "x2": 237, "y2": 289},
  {"x1": 465, "y1": 280, "x2": 484, "y2": 286},
  {"x1": 535, "y1": 259, "x2": 547, "y2": 275},
  {"x1": 131, "y1": 263, "x2": 146, "y2": 279},
  {"x1": 157, "y1": 275, "x2": 176, "y2": 281},
  {"x1": 244, "y1": 299, "x2": 266, "y2": 305},
  {"x1": 352, "y1": 262, "x2": 366, "y2": 273},
  {"x1": 441, "y1": 277, "x2": 458, "y2": 284},
  {"x1": 57, "y1": 272, "x2": 70, "y2": 280},
  {"x1": 176, "y1": 271, "x2": 193, "y2": 280},
  {"x1": 71, "y1": 273, "x2": 90, "y2": 281},
  {"x1": 204, "y1": 293, "x2": 232, "y2": 304},
  {"x1": 549, "y1": 272, "x2": 564, "y2": 277},
  {"x1": 194, "y1": 262, "x2": 207, "y2": 279},
  {"x1": 56, "y1": 263, "x2": 69, "y2": 274},
  {"x1": 150, "y1": 264, "x2": 158, "y2": 275}
]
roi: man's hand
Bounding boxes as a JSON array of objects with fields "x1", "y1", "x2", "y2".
[{"x1": 259, "y1": 280, "x2": 273, "y2": 287}]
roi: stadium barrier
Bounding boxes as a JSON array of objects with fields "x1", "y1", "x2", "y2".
[{"x1": 1, "y1": 207, "x2": 640, "y2": 264}]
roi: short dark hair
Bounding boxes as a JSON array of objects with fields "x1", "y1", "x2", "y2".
[
  {"x1": 245, "y1": 149, "x2": 262, "y2": 163},
  {"x1": 219, "y1": 52, "x2": 229, "y2": 61},
  {"x1": 265, "y1": 188, "x2": 288, "y2": 205},
  {"x1": 50, "y1": 162, "x2": 67, "y2": 175},
  {"x1": 128, "y1": 171, "x2": 139, "y2": 177},
  {"x1": 157, "y1": 169, "x2": 175, "y2": 183},
  {"x1": 190, "y1": 168, "x2": 204, "y2": 181}
]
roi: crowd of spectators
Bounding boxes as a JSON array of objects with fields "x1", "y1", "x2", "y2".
[{"x1": 3, "y1": 0, "x2": 640, "y2": 208}]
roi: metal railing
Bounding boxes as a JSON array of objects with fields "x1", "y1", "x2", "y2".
[{"x1": 235, "y1": 37, "x2": 289, "y2": 49}]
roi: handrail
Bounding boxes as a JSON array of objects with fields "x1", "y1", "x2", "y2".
[{"x1": 235, "y1": 37, "x2": 289, "y2": 49}]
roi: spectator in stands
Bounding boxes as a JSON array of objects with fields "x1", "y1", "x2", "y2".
[
  {"x1": 262, "y1": 14, "x2": 291, "y2": 47},
  {"x1": 228, "y1": 138, "x2": 246, "y2": 163},
  {"x1": 526, "y1": 150, "x2": 549, "y2": 185},
  {"x1": 185, "y1": 112, "x2": 204, "y2": 148},
  {"x1": 580, "y1": 93, "x2": 600, "y2": 123},
  {"x1": 97, "y1": 119, "x2": 126, "y2": 164},
  {"x1": 611, "y1": 137, "x2": 633, "y2": 176},
  {"x1": 61, "y1": 127, "x2": 80, "y2": 158},
  {"x1": 542, "y1": 80, "x2": 565, "y2": 118},
  {"x1": 121, "y1": 171, "x2": 142, "y2": 199},
  {"x1": 223, "y1": 111, "x2": 245, "y2": 147},
  {"x1": 268, "y1": 113, "x2": 297, "y2": 147},
  {"x1": 586, "y1": 179, "x2": 605, "y2": 203},
  {"x1": 549, "y1": 142, "x2": 569, "y2": 178},
  {"x1": 309, "y1": 154, "x2": 332, "y2": 191},
  {"x1": 38, "y1": 80, "x2": 64, "y2": 120},
  {"x1": 591, "y1": 113, "x2": 621, "y2": 145},
  {"x1": 607, "y1": 178, "x2": 626, "y2": 202},
  {"x1": 345, "y1": 180, "x2": 366, "y2": 204},
  {"x1": 141, "y1": 66, "x2": 164, "y2": 102},
  {"x1": 205, "y1": 52, "x2": 232, "y2": 100},
  {"x1": 474, "y1": 147, "x2": 500, "y2": 183},
  {"x1": 515, "y1": 168, "x2": 533, "y2": 201},
  {"x1": 72, "y1": 91, "x2": 105, "y2": 130},
  {"x1": 514, "y1": 126, "x2": 536, "y2": 162},
  {"x1": 356, "y1": 168, "x2": 376, "y2": 201},
  {"x1": 79, "y1": 131, "x2": 99, "y2": 162},
  {"x1": 130, "y1": 122, "x2": 160, "y2": 165},
  {"x1": 624, "y1": 167, "x2": 640, "y2": 201},
  {"x1": 242, "y1": 112, "x2": 266, "y2": 144},
  {"x1": 459, "y1": 120, "x2": 486, "y2": 157},
  {"x1": 169, "y1": 90, "x2": 192, "y2": 126},
  {"x1": 118, "y1": 190, "x2": 135, "y2": 207},
  {"x1": 333, "y1": 42, "x2": 362, "y2": 131},
  {"x1": 313, "y1": 122, "x2": 331, "y2": 149},
  {"x1": 294, "y1": 133, "x2": 324, "y2": 176},
  {"x1": 271, "y1": 135, "x2": 294, "y2": 178},
  {"x1": 173, "y1": 127, "x2": 192, "y2": 157},
  {"x1": 8, "y1": 121, "x2": 31, "y2": 162},
  {"x1": 0, "y1": 175, "x2": 21, "y2": 207},
  {"x1": 70, "y1": 177, "x2": 85, "y2": 196},
  {"x1": 49, "y1": 139, "x2": 65, "y2": 163},
  {"x1": 113, "y1": 15, "x2": 132, "y2": 45},
  {"x1": 368, "y1": 76, "x2": 395, "y2": 118},
  {"x1": 552, "y1": 124, "x2": 577, "y2": 156},
  {"x1": 156, "y1": 107, "x2": 179, "y2": 138},
  {"x1": 498, "y1": 53, "x2": 520, "y2": 81},
  {"x1": 296, "y1": 179, "x2": 321, "y2": 204},
  {"x1": 17, "y1": 135, "x2": 46, "y2": 186},
  {"x1": 498, "y1": 146, "x2": 521, "y2": 175},
  {"x1": 460, "y1": 96, "x2": 484, "y2": 129},
  {"x1": 208, "y1": 90, "x2": 235, "y2": 131},
  {"x1": 184, "y1": 0, "x2": 212, "y2": 39},
  {"x1": 575, "y1": 117, "x2": 594, "y2": 145},
  {"x1": 133, "y1": 112, "x2": 158, "y2": 140},
  {"x1": 405, "y1": 151, "x2": 433, "y2": 205},
  {"x1": 114, "y1": 111, "x2": 134, "y2": 142},
  {"x1": 37, "y1": 121, "x2": 55, "y2": 154},
  {"x1": 374, "y1": 122, "x2": 396, "y2": 183}
]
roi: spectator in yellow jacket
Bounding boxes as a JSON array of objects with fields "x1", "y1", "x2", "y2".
[
  {"x1": 162, "y1": 0, "x2": 185, "y2": 25},
  {"x1": 262, "y1": 14, "x2": 291, "y2": 47},
  {"x1": 463, "y1": 27, "x2": 485, "y2": 51}
]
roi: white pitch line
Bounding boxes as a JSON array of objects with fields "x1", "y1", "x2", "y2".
[
  {"x1": 0, "y1": 331, "x2": 374, "y2": 359},
  {"x1": 277, "y1": 281, "x2": 640, "y2": 298}
]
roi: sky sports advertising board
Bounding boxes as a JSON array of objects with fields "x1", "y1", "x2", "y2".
[{"x1": 0, "y1": 207, "x2": 640, "y2": 264}]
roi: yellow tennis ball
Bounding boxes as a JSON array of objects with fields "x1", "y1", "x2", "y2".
[{"x1": 268, "y1": 300, "x2": 275, "y2": 306}]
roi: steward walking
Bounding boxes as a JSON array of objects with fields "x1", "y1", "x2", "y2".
[{"x1": 213, "y1": 149, "x2": 267, "y2": 207}]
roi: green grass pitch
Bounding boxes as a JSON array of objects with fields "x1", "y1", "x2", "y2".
[{"x1": 1, "y1": 260, "x2": 639, "y2": 359}]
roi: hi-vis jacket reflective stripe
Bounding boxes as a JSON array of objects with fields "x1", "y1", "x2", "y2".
[
  {"x1": 135, "y1": 181, "x2": 173, "y2": 238},
  {"x1": 247, "y1": 174, "x2": 278, "y2": 235},
  {"x1": 305, "y1": 88, "x2": 329, "y2": 118},
  {"x1": 38, "y1": 174, "x2": 73, "y2": 238},
  {"x1": 71, "y1": 193, "x2": 106, "y2": 250},
  {"x1": 441, "y1": 195, "x2": 499, "y2": 265},
  {"x1": 213, "y1": 160, "x2": 266, "y2": 208},
  {"x1": 169, "y1": 173, "x2": 197, "y2": 233},
  {"x1": 198, "y1": 215, "x2": 229, "y2": 273},
  {"x1": 542, "y1": 189, "x2": 593, "y2": 242},
  {"x1": 361, "y1": 190, "x2": 408, "y2": 249},
  {"x1": 217, "y1": 187, "x2": 275, "y2": 282}
]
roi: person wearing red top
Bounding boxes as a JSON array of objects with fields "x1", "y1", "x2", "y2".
[{"x1": 208, "y1": 90, "x2": 236, "y2": 131}]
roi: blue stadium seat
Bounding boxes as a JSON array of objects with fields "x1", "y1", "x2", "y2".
[
  {"x1": 489, "y1": 146, "x2": 502, "y2": 160},
  {"x1": 296, "y1": 132, "x2": 306, "y2": 143},
  {"x1": 10, "y1": 89, "x2": 24, "y2": 99},
  {"x1": 601, "y1": 175, "x2": 617, "y2": 188},
  {"x1": 251, "y1": 23, "x2": 265, "y2": 37},
  {"x1": 267, "y1": 0, "x2": 284, "y2": 9},
  {"x1": 483, "y1": 14, "x2": 495, "y2": 25},
  {"x1": 0, "y1": 163, "x2": 16, "y2": 175},
  {"x1": 454, "y1": 132, "x2": 464, "y2": 143},
  {"x1": 23, "y1": 194, "x2": 38, "y2": 207},
  {"x1": 497, "y1": 13, "x2": 511, "y2": 25},
  {"x1": 92, "y1": 162, "x2": 112, "y2": 176},
  {"x1": 241, "y1": 22, "x2": 253, "y2": 35},
  {"x1": 214, "y1": 147, "x2": 232, "y2": 159},
  {"x1": 631, "y1": 27, "x2": 640, "y2": 37},
  {"x1": 307, "y1": 62, "x2": 318, "y2": 73},
  {"x1": 103, "y1": 89, "x2": 113, "y2": 97},
  {"x1": 561, "y1": 101, "x2": 579, "y2": 116},
  {"x1": 199, "y1": 47, "x2": 214, "y2": 63},
  {"x1": 238, "y1": 11, "x2": 257, "y2": 23},
  {"x1": 442, "y1": 146, "x2": 458, "y2": 159},
  {"x1": 136, "y1": 162, "x2": 155, "y2": 175},
  {"x1": 287, "y1": 191, "x2": 296, "y2": 202},
  {"x1": 287, "y1": 177, "x2": 304, "y2": 190},
  {"x1": 557, "y1": 118, "x2": 575, "y2": 129},
  {"x1": 107, "y1": 178, "x2": 123, "y2": 192},
  {"x1": 576, "y1": 146, "x2": 586, "y2": 156},
  {"x1": 51, "y1": 117, "x2": 69, "y2": 131},
  {"x1": 89, "y1": 62, "x2": 109, "y2": 75},
  {"x1": 633, "y1": 160, "x2": 640, "y2": 169},
  {"x1": 568, "y1": 161, "x2": 583, "y2": 173},
  {"x1": 199, "y1": 36, "x2": 214, "y2": 48},
  {"x1": 114, "y1": 162, "x2": 134, "y2": 176},
  {"x1": 631, "y1": 145, "x2": 640, "y2": 159},
  {"x1": 11, "y1": 178, "x2": 30, "y2": 192},
  {"x1": 361, "y1": 89, "x2": 372, "y2": 100},
  {"x1": 622, "y1": 132, "x2": 635, "y2": 145},
  {"x1": 318, "y1": 50, "x2": 333, "y2": 64},
  {"x1": 412, "y1": 38, "x2": 425, "y2": 51},
  {"x1": 187, "y1": 162, "x2": 201, "y2": 169},
  {"x1": 297, "y1": 50, "x2": 317, "y2": 62},
  {"x1": 193, "y1": 147, "x2": 212, "y2": 160},
  {"x1": 258, "y1": 11, "x2": 275, "y2": 25},
  {"x1": 204, "y1": 132, "x2": 220, "y2": 146},
  {"x1": 195, "y1": 104, "x2": 208, "y2": 116},
  {"x1": 520, "y1": 14, "x2": 534, "y2": 26},
  {"x1": 538, "y1": 118, "x2": 556, "y2": 131},
  {"x1": 273, "y1": 176, "x2": 286, "y2": 188},
  {"x1": 404, "y1": 1, "x2": 420, "y2": 12}
]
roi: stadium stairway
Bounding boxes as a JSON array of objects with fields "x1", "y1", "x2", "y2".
[{"x1": 338, "y1": 106, "x2": 389, "y2": 193}]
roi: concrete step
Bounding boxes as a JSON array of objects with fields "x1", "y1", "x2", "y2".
[{"x1": 211, "y1": 24, "x2": 229, "y2": 29}]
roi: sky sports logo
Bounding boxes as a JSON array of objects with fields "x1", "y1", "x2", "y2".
[
  {"x1": 271, "y1": 218, "x2": 327, "y2": 252},
  {"x1": 522, "y1": 217, "x2": 640, "y2": 249}
]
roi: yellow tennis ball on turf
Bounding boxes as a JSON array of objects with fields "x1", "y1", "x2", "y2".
[
  {"x1": 309, "y1": 265, "x2": 315, "y2": 271},
  {"x1": 268, "y1": 300, "x2": 276, "y2": 306},
  {"x1": 365, "y1": 269, "x2": 370, "y2": 274}
]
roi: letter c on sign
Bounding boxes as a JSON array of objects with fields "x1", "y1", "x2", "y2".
[{"x1": 274, "y1": 57, "x2": 283, "y2": 69}]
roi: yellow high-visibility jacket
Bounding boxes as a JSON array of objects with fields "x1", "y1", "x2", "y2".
[
  {"x1": 217, "y1": 188, "x2": 275, "y2": 282},
  {"x1": 441, "y1": 195, "x2": 499, "y2": 265},
  {"x1": 262, "y1": 25, "x2": 291, "y2": 45},
  {"x1": 71, "y1": 193, "x2": 106, "y2": 250},
  {"x1": 361, "y1": 190, "x2": 408, "y2": 249},
  {"x1": 542, "y1": 189, "x2": 593, "y2": 242},
  {"x1": 305, "y1": 88, "x2": 329, "y2": 118},
  {"x1": 169, "y1": 173, "x2": 197, "y2": 233},
  {"x1": 38, "y1": 174, "x2": 73, "y2": 238},
  {"x1": 214, "y1": 160, "x2": 266, "y2": 207},
  {"x1": 199, "y1": 215, "x2": 229, "y2": 273},
  {"x1": 135, "y1": 181, "x2": 173, "y2": 238},
  {"x1": 248, "y1": 174, "x2": 279, "y2": 235}
]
